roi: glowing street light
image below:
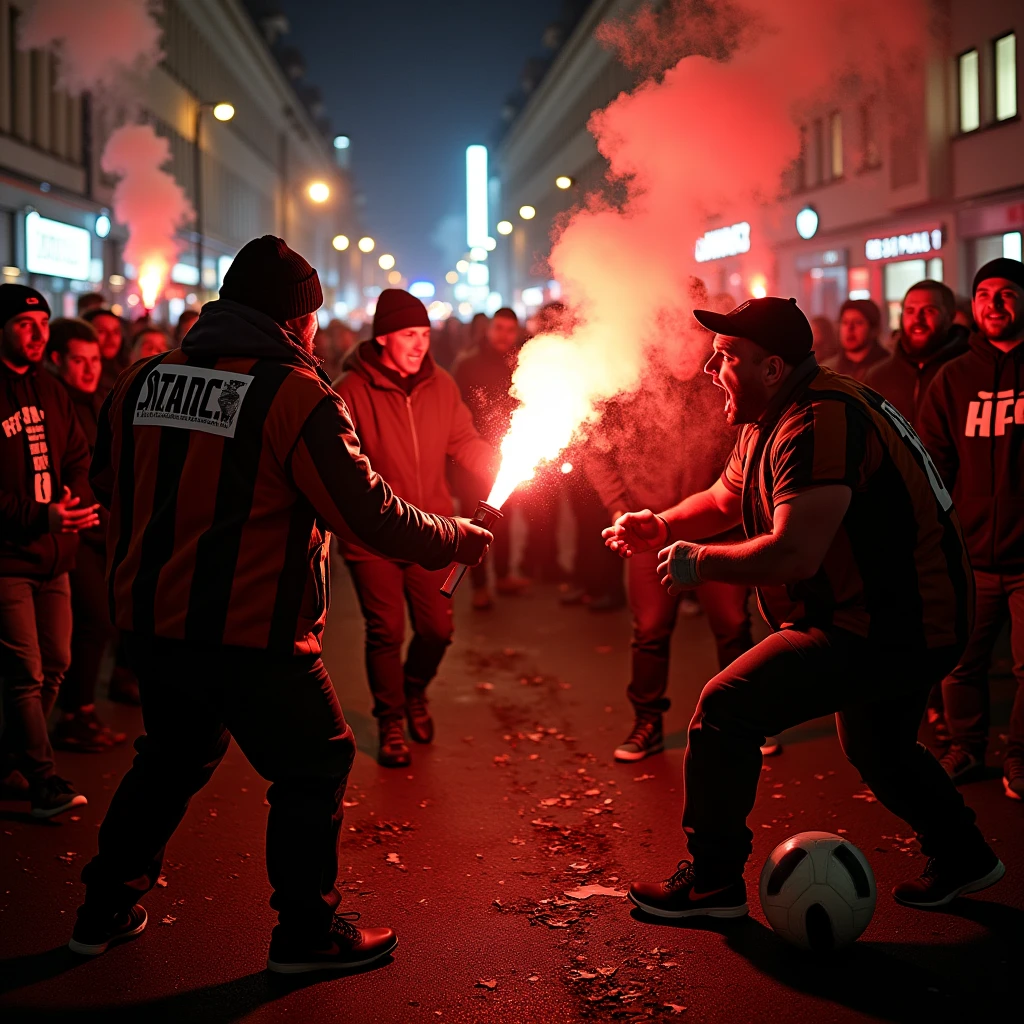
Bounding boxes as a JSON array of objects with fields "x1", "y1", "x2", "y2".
[
  {"x1": 484, "y1": 237, "x2": 496, "y2": 251},
  {"x1": 469, "y1": 246, "x2": 487, "y2": 262},
  {"x1": 332, "y1": 234, "x2": 350, "y2": 251},
  {"x1": 358, "y1": 236, "x2": 375, "y2": 253},
  {"x1": 213, "y1": 102, "x2": 235, "y2": 122},
  {"x1": 555, "y1": 175, "x2": 572, "y2": 189},
  {"x1": 456, "y1": 259, "x2": 469, "y2": 273},
  {"x1": 445, "y1": 270, "x2": 459, "y2": 284},
  {"x1": 308, "y1": 181, "x2": 330, "y2": 203},
  {"x1": 519, "y1": 205, "x2": 536, "y2": 220},
  {"x1": 387, "y1": 270, "x2": 402, "y2": 285},
  {"x1": 333, "y1": 135, "x2": 351, "y2": 150},
  {"x1": 379, "y1": 253, "x2": 396, "y2": 270},
  {"x1": 496, "y1": 220, "x2": 513, "y2": 235}
]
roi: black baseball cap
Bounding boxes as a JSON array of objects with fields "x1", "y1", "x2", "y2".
[{"x1": 693, "y1": 296, "x2": 813, "y2": 364}]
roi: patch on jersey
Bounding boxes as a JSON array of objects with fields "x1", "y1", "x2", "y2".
[{"x1": 133, "y1": 365, "x2": 254, "y2": 438}]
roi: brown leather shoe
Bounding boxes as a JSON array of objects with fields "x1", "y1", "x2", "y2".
[
  {"x1": 378, "y1": 717, "x2": 411, "y2": 767},
  {"x1": 405, "y1": 692, "x2": 434, "y2": 744}
]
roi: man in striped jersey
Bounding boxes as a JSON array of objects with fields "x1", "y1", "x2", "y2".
[
  {"x1": 68, "y1": 237, "x2": 492, "y2": 974},
  {"x1": 605, "y1": 296, "x2": 1003, "y2": 921}
]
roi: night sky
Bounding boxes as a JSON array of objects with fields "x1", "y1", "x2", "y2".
[{"x1": 274, "y1": 0, "x2": 562, "y2": 285}]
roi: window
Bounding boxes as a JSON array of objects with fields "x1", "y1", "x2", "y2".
[
  {"x1": 1003, "y1": 232, "x2": 1022, "y2": 261},
  {"x1": 959, "y1": 49, "x2": 980, "y2": 132},
  {"x1": 858, "y1": 98, "x2": 881, "y2": 170},
  {"x1": 829, "y1": 111, "x2": 843, "y2": 179},
  {"x1": 995, "y1": 33, "x2": 1017, "y2": 121},
  {"x1": 812, "y1": 118, "x2": 824, "y2": 185}
]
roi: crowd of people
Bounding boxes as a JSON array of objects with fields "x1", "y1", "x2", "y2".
[{"x1": 0, "y1": 237, "x2": 1019, "y2": 971}]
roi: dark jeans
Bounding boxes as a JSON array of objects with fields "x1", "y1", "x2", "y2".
[
  {"x1": 80, "y1": 635, "x2": 355, "y2": 941},
  {"x1": 0, "y1": 573, "x2": 72, "y2": 783},
  {"x1": 682, "y1": 627, "x2": 983, "y2": 884},
  {"x1": 346, "y1": 559, "x2": 453, "y2": 720},
  {"x1": 627, "y1": 549, "x2": 752, "y2": 714},
  {"x1": 60, "y1": 543, "x2": 115, "y2": 709},
  {"x1": 942, "y1": 568, "x2": 1024, "y2": 759}
]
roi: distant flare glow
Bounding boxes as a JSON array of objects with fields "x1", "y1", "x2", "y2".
[
  {"x1": 555, "y1": 175, "x2": 572, "y2": 190},
  {"x1": 358, "y1": 236, "x2": 375, "y2": 253},
  {"x1": 212, "y1": 103, "x2": 235, "y2": 122},
  {"x1": 519, "y1": 205, "x2": 536, "y2": 220},
  {"x1": 308, "y1": 181, "x2": 330, "y2": 203},
  {"x1": 750, "y1": 275, "x2": 768, "y2": 299},
  {"x1": 378, "y1": 253, "x2": 395, "y2": 270},
  {"x1": 332, "y1": 234, "x2": 350, "y2": 251},
  {"x1": 496, "y1": 220, "x2": 513, "y2": 235},
  {"x1": 138, "y1": 257, "x2": 167, "y2": 309}
]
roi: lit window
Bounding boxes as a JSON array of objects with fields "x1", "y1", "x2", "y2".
[
  {"x1": 959, "y1": 50, "x2": 980, "y2": 132},
  {"x1": 1005, "y1": 232, "x2": 1023, "y2": 262},
  {"x1": 995, "y1": 33, "x2": 1017, "y2": 121},
  {"x1": 829, "y1": 112, "x2": 843, "y2": 179}
]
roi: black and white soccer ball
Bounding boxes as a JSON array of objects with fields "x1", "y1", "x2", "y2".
[{"x1": 759, "y1": 831, "x2": 876, "y2": 951}]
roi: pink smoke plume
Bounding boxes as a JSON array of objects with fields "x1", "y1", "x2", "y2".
[
  {"x1": 17, "y1": 0, "x2": 162, "y2": 94},
  {"x1": 489, "y1": 0, "x2": 926, "y2": 507},
  {"x1": 101, "y1": 125, "x2": 193, "y2": 308}
]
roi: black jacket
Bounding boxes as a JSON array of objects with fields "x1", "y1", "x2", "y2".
[
  {"x1": 917, "y1": 333, "x2": 1024, "y2": 572},
  {"x1": 0, "y1": 359, "x2": 93, "y2": 578},
  {"x1": 822, "y1": 341, "x2": 889, "y2": 383},
  {"x1": 864, "y1": 324, "x2": 969, "y2": 431},
  {"x1": 451, "y1": 343, "x2": 519, "y2": 447}
]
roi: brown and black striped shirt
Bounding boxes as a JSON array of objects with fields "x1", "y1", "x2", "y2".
[
  {"x1": 720, "y1": 357, "x2": 973, "y2": 650},
  {"x1": 89, "y1": 302, "x2": 462, "y2": 655}
]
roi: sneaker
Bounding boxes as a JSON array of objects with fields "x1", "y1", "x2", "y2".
[
  {"x1": 405, "y1": 692, "x2": 434, "y2": 744},
  {"x1": 377, "y1": 717, "x2": 411, "y2": 768},
  {"x1": 51, "y1": 707, "x2": 126, "y2": 753},
  {"x1": 29, "y1": 776, "x2": 87, "y2": 818},
  {"x1": 267, "y1": 912, "x2": 397, "y2": 974},
  {"x1": 892, "y1": 846, "x2": 1005, "y2": 908},
  {"x1": 108, "y1": 668, "x2": 141, "y2": 706},
  {"x1": 938, "y1": 744, "x2": 984, "y2": 784},
  {"x1": 1003, "y1": 755, "x2": 1024, "y2": 801},
  {"x1": 69, "y1": 904, "x2": 147, "y2": 955},
  {"x1": 629, "y1": 859, "x2": 749, "y2": 919},
  {"x1": 471, "y1": 587, "x2": 493, "y2": 611},
  {"x1": 614, "y1": 716, "x2": 664, "y2": 763},
  {"x1": 760, "y1": 737, "x2": 783, "y2": 757}
]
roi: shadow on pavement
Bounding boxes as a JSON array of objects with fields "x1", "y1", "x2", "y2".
[
  {"x1": 0, "y1": 954, "x2": 396, "y2": 1023},
  {"x1": 630, "y1": 899, "x2": 1018, "y2": 1019}
]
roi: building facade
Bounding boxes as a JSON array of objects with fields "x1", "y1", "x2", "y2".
[
  {"x1": 0, "y1": 0, "x2": 357, "y2": 325},
  {"x1": 495, "y1": 0, "x2": 1021, "y2": 327}
]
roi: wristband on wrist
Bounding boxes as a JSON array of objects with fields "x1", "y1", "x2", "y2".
[
  {"x1": 654, "y1": 513, "x2": 671, "y2": 545},
  {"x1": 669, "y1": 541, "x2": 706, "y2": 587}
]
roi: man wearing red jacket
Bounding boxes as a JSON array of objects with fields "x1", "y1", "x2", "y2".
[
  {"x1": 70, "y1": 239, "x2": 491, "y2": 973},
  {"x1": 334, "y1": 290, "x2": 496, "y2": 767}
]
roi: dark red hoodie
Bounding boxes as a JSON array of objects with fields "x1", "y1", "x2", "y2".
[{"x1": 916, "y1": 332, "x2": 1024, "y2": 571}]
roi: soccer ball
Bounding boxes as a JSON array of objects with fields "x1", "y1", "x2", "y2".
[{"x1": 759, "y1": 832, "x2": 876, "y2": 951}]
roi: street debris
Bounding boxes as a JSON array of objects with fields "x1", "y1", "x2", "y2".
[{"x1": 564, "y1": 884, "x2": 628, "y2": 900}]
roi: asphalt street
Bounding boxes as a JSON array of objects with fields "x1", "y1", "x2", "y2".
[{"x1": 1, "y1": 565, "x2": 1020, "y2": 1023}]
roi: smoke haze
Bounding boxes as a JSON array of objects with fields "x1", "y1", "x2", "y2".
[{"x1": 496, "y1": 0, "x2": 926, "y2": 500}]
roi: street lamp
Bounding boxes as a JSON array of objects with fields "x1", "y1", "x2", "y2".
[
  {"x1": 194, "y1": 98, "x2": 235, "y2": 293},
  {"x1": 555, "y1": 175, "x2": 572, "y2": 189},
  {"x1": 308, "y1": 181, "x2": 330, "y2": 203},
  {"x1": 519, "y1": 205, "x2": 536, "y2": 220},
  {"x1": 379, "y1": 253, "x2": 395, "y2": 270},
  {"x1": 496, "y1": 220, "x2": 513, "y2": 235},
  {"x1": 333, "y1": 234, "x2": 350, "y2": 251},
  {"x1": 358, "y1": 236, "x2": 375, "y2": 253}
]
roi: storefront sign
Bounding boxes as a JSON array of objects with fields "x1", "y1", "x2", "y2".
[
  {"x1": 25, "y1": 212, "x2": 91, "y2": 281},
  {"x1": 695, "y1": 221, "x2": 751, "y2": 263},
  {"x1": 865, "y1": 228, "x2": 942, "y2": 261}
]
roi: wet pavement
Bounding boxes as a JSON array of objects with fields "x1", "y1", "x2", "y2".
[{"x1": 1, "y1": 566, "x2": 1021, "y2": 1023}]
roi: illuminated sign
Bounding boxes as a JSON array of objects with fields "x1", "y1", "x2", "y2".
[
  {"x1": 796, "y1": 206, "x2": 819, "y2": 239},
  {"x1": 466, "y1": 145, "x2": 488, "y2": 249},
  {"x1": 25, "y1": 212, "x2": 91, "y2": 281},
  {"x1": 865, "y1": 228, "x2": 943, "y2": 261},
  {"x1": 409, "y1": 280, "x2": 435, "y2": 300},
  {"x1": 694, "y1": 221, "x2": 750, "y2": 263}
]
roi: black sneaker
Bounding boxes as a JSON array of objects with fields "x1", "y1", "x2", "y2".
[
  {"x1": 378, "y1": 717, "x2": 411, "y2": 768},
  {"x1": 939, "y1": 744, "x2": 984, "y2": 784},
  {"x1": 29, "y1": 776, "x2": 87, "y2": 818},
  {"x1": 1003, "y1": 755, "x2": 1024, "y2": 801},
  {"x1": 405, "y1": 692, "x2": 434, "y2": 744},
  {"x1": 629, "y1": 859, "x2": 749, "y2": 919},
  {"x1": 614, "y1": 716, "x2": 663, "y2": 762},
  {"x1": 69, "y1": 904, "x2": 148, "y2": 955},
  {"x1": 892, "y1": 846, "x2": 1005, "y2": 908},
  {"x1": 267, "y1": 912, "x2": 397, "y2": 974}
]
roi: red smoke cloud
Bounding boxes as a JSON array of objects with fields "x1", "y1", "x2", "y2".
[{"x1": 494, "y1": 0, "x2": 926, "y2": 501}]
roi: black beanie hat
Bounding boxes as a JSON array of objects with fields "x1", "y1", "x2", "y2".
[
  {"x1": 0, "y1": 284, "x2": 50, "y2": 327},
  {"x1": 973, "y1": 257, "x2": 1024, "y2": 295},
  {"x1": 372, "y1": 288, "x2": 430, "y2": 338},
  {"x1": 220, "y1": 235, "x2": 322, "y2": 323}
]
